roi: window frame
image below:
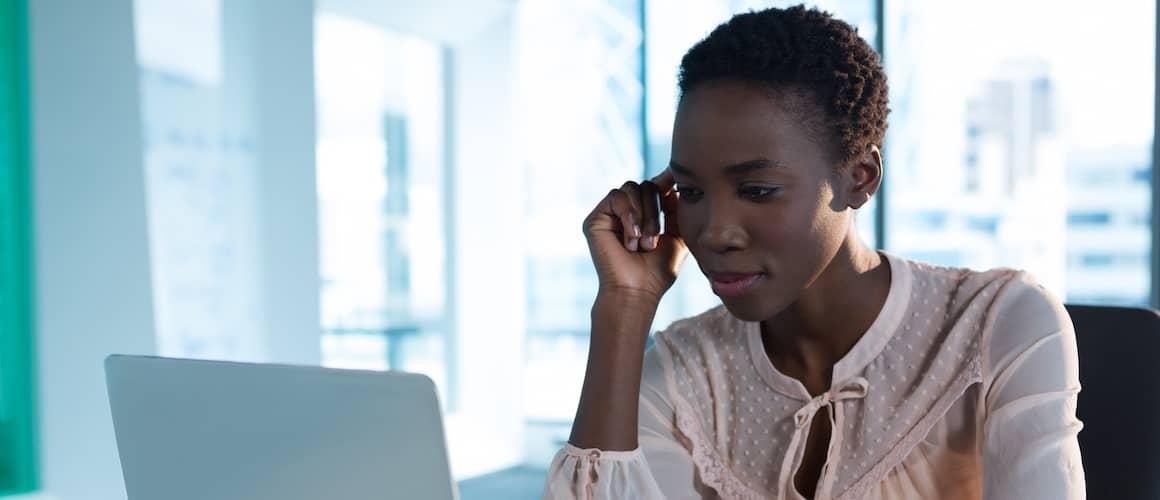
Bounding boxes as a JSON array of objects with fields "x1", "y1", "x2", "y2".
[{"x1": 1152, "y1": 0, "x2": 1160, "y2": 309}]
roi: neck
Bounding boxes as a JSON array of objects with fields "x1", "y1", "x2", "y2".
[{"x1": 760, "y1": 225, "x2": 891, "y2": 384}]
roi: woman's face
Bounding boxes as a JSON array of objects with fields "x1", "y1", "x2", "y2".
[{"x1": 671, "y1": 80, "x2": 863, "y2": 322}]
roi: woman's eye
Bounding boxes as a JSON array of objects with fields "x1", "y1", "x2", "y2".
[
  {"x1": 675, "y1": 186, "x2": 703, "y2": 203},
  {"x1": 739, "y1": 186, "x2": 780, "y2": 201}
]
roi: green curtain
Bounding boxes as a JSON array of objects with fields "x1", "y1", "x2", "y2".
[{"x1": 0, "y1": 0, "x2": 34, "y2": 495}]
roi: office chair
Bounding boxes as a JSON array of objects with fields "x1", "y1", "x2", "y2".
[{"x1": 1066, "y1": 304, "x2": 1160, "y2": 500}]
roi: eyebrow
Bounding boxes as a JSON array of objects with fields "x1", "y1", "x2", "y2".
[{"x1": 669, "y1": 158, "x2": 785, "y2": 178}]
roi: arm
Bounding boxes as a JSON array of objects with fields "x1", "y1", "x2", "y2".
[
  {"x1": 543, "y1": 169, "x2": 695, "y2": 499},
  {"x1": 569, "y1": 168, "x2": 684, "y2": 451},
  {"x1": 982, "y1": 275, "x2": 1085, "y2": 499},
  {"x1": 568, "y1": 291, "x2": 659, "y2": 451},
  {"x1": 543, "y1": 336, "x2": 703, "y2": 500}
]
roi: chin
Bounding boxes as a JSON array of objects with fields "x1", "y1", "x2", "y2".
[{"x1": 718, "y1": 296, "x2": 780, "y2": 323}]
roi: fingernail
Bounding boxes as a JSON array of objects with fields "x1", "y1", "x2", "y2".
[
  {"x1": 633, "y1": 224, "x2": 642, "y2": 238},
  {"x1": 628, "y1": 238, "x2": 639, "y2": 252},
  {"x1": 643, "y1": 236, "x2": 657, "y2": 250}
]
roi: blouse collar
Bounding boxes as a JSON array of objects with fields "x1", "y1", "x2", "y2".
[{"x1": 745, "y1": 251, "x2": 913, "y2": 400}]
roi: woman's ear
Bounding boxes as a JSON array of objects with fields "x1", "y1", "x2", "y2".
[{"x1": 847, "y1": 145, "x2": 882, "y2": 210}]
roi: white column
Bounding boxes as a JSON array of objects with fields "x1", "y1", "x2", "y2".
[
  {"x1": 29, "y1": 1, "x2": 156, "y2": 499},
  {"x1": 222, "y1": 0, "x2": 323, "y2": 365},
  {"x1": 249, "y1": 0, "x2": 322, "y2": 365},
  {"x1": 444, "y1": 12, "x2": 528, "y2": 478}
]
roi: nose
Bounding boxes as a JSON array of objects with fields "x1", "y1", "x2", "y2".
[{"x1": 696, "y1": 201, "x2": 748, "y2": 254}]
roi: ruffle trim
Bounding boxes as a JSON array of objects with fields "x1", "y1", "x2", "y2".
[{"x1": 671, "y1": 393, "x2": 775, "y2": 500}]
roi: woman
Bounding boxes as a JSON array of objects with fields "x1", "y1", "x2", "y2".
[{"x1": 542, "y1": 5, "x2": 1084, "y2": 500}]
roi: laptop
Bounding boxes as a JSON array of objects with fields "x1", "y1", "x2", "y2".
[{"x1": 105, "y1": 354, "x2": 459, "y2": 500}]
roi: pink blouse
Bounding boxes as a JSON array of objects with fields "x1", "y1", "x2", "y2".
[{"x1": 543, "y1": 252, "x2": 1085, "y2": 499}]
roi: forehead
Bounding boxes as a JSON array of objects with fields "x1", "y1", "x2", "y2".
[{"x1": 672, "y1": 80, "x2": 828, "y2": 172}]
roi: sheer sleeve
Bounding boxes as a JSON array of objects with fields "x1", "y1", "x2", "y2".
[
  {"x1": 542, "y1": 337, "x2": 705, "y2": 499},
  {"x1": 981, "y1": 273, "x2": 1086, "y2": 499}
]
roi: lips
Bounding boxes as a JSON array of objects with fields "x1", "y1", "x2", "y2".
[{"x1": 708, "y1": 272, "x2": 765, "y2": 298}]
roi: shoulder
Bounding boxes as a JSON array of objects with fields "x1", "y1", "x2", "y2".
[
  {"x1": 967, "y1": 269, "x2": 1077, "y2": 388},
  {"x1": 894, "y1": 252, "x2": 1023, "y2": 300},
  {"x1": 895, "y1": 253, "x2": 1058, "y2": 330},
  {"x1": 652, "y1": 305, "x2": 741, "y2": 361},
  {"x1": 986, "y1": 271, "x2": 1071, "y2": 333},
  {"x1": 643, "y1": 304, "x2": 743, "y2": 391},
  {"x1": 982, "y1": 269, "x2": 1074, "y2": 350},
  {"x1": 888, "y1": 253, "x2": 1074, "y2": 377},
  {"x1": 902, "y1": 253, "x2": 1072, "y2": 351}
]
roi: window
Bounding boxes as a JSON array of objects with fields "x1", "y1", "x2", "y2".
[
  {"x1": 313, "y1": 14, "x2": 451, "y2": 404},
  {"x1": 965, "y1": 215, "x2": 999, "y2": 235},
  {"x1": 884, "y1": 0, "x2": 1154, "y2": 306},
  {"x1": 1135, "y1": 167, "x2": 1151, "y2": 184},
  {"x1": 518, "y1": 0, "x2": 645, "y2": 424},
  {"x1": 1068, "y1": 212, "x2": 1113, "y2": 227},
  {"x1": 1137, "y1": 212, "x2": 1152, "y2": 227},
  {"x1": 0, "y1": 0, "x2": 35, "y2": 494}
]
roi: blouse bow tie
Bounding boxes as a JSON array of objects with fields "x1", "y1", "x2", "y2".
[
  {"x1": 778, "y1": 376, "x2": 871, "y2": 500},
  {"x1": 793, "y1": 377, "x2": 871, "y2": 428}
]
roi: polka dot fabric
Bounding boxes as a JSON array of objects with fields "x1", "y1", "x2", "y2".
[{"x1": 545, "y1": 252, "x2": 1086, "y2": 500}]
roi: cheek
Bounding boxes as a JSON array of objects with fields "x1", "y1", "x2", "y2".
[
  {"x1": 798, "y1": 191, "x2": 849, "y2": 266},
  {"x1": 675, "y1": 205, "x2": 702, "y2": 241},
  {"x1": 750, "y1": 194, "x2": 839, "y2": 262},
  {"x1": 745, "y1": 210, "x2": 793, "y2": 249},
  {"x1": 747, "y1": 200, "x2": 815, "y2": 249},
  {"x1": 808, "y1": 187, "x2": 847, "y2": 240}
]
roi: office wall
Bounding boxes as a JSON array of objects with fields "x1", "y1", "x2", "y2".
[
  {"x1": 29, "y1": 1, "x2": 156, "y2": 499},
  {"x1": 27, "y1": 0, "x2": 321, "y2": 498},
  {"x1": 138, "y1": 0, "x2": 321, "y2": 365}
]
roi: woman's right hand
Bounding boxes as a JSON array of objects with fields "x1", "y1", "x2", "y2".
[{"x1": 582, "y1": 169, "x2": 688, "y2": 305}]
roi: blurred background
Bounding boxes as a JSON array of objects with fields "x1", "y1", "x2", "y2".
[{"x1": 0, "y1": 0, "x2": 1155, "y2": 498}]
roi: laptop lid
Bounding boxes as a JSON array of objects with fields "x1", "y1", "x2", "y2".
[{"x1": 105, "y1": 355, "x2": 458, "y2": 500}]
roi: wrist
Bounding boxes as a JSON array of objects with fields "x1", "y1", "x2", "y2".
[
  {"x1": 590, "y1": 290, "x2": 659, "y2": 347},
  {"x1": 595, "y1": 285, "x2": 664, "y2": 309}
]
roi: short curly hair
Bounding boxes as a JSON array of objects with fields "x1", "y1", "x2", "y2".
[{"x1": 678, "y1": 5, "x2": 889, "y2": 165}]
